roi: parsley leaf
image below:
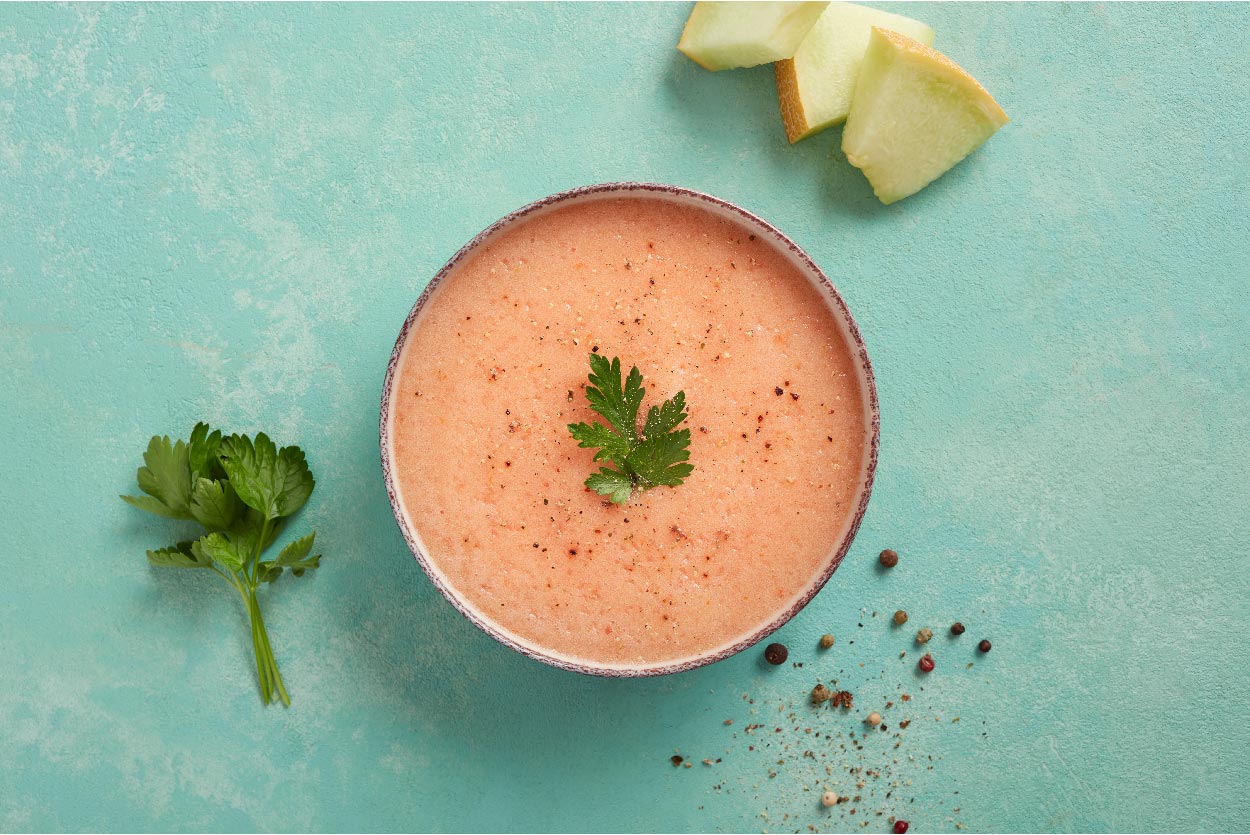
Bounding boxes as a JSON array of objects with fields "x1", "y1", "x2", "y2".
[
  {"x1": 188, "y1": 422, "x2": 225, "y2": 482},
  {"x1": 276, "y1": 531, "x2": 321, "y2": 576},
  {"x1": 189, "y1": 478, "x2": 242, "y2": 532},
  {"x1": 584, "y1": 467, "x2": 634, "y2": 504},
  {"x1": 123, "y1": 424, "x2": 320, "y2": 707},
  {"x1": 147, "y1": 541, "x2": 209, "y2": 569},
  {"x1": 194, "y1": 531, "x2": 249, "y2": 573},
  {"x1": 121, "y1": 435, "x2": 193, "y2": 519},
  {"x1": 568, "y1": 421, "x2": 632, "y2": 466},
  {"x1": 567, "y1": 354, "x2": 694, "y2": 504},
  {"x1": 643, "y1": 391, "x2": 688, "y2": 436},
  {"x1": 582, "y1": 354, "x2": 646, "y2": 446},
  {"x1": 627, "y1": 429, "x2": 694, "y2": 488},
  {"x1": 219, "y1": 433, "x2": 315, "y2": 520}
]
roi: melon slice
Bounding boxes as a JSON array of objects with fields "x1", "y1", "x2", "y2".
[
  {"x1": 841, "y1": 28, "x2": 1008, "y2": 204},
  {"x1": 775, "y1": 2, "x2": 934, "y2": 143},
  {"x1": 678, "y1": 1, "x2": 830, "y2": 71}
]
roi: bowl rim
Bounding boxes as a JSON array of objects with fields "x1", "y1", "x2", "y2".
[{"x1": 379, "y1": 182, "x2": 880, "y2": 677}]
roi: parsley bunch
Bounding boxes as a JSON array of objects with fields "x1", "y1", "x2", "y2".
[
  {"x1": 568, "y1": 354, "x2": 694, "y2": 504},
  {"x1": 122, "y1": 423, "x2": 320, "y2": 706}
]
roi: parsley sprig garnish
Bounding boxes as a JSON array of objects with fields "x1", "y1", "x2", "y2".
[
  {"x1": 568, "y1": 354, "x2": 693, "y2": 504},
  {"x1": 122, "y1": 423, "x2": 320, "y2": 706}
]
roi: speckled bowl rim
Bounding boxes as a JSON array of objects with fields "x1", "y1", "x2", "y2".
[{"x1": 380, "y1": 182, "x2": 880, "y2": 678}]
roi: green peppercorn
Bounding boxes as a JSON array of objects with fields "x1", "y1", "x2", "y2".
[
  {"x1": 819, "y1": 634, "x2": 835, "y2": 649},
  {"x1": 893, "y1": 610, "x2": 908, "y2": 626}
]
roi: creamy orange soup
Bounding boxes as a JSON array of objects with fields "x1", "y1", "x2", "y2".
[{"x1": 389, "y1": 194, "x2": 869, "y2": 669}]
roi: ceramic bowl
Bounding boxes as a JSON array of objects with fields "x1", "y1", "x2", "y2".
[{"x1": 380, "y1": 182, "x2": 880, "y2": 676}]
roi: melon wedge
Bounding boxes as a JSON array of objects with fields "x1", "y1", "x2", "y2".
[
  {"x1": 776, "y1": 3, "x2": 934, "y2": 143},
  {"x1": 842, "y1": 28, "x2": 1008, "y2": 204},
  {"x1": 678, "y1": 1, "x2": 830, "y2": 71}
]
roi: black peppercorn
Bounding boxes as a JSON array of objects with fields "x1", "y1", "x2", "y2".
[
  {"x1": 879, "y1": 549, "x2": 899, "y2": 568},
  {"x1": 671, "y1": 755, "x2": 683, "y2": 766},
  {"x1": 764, "y1": 643, "x2": 789, "y2": 665},
  {"x1": 978, "y1": 639, "x2": 992, "y2": 653},
  {"x1": 950, "y1": 622, "x2": 966, "y2": 635}
]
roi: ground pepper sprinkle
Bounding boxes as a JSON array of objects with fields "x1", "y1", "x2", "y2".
[
  {"x1": 830, "y1": 690, "x2": 854, "y2": 709},
  {"x1": 689, "y1": 573, "x2": 984, "y2": 830}
]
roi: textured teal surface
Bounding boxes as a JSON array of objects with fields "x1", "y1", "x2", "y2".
[{"x1": 2, "y1": 3, "x2": 1249, "y2": 832}]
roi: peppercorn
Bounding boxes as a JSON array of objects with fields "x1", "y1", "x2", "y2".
[
  {"x1": 893, "y1": 610, "x2": 908, "y2": 626},
  {"x1": 978, "y1": 639, "x2": 992, "y2": 653},
  {"x1": 821, "y1": 791, "x2": 839, "y2": 808},
  {"x1": 918, "y1": 653, "x2": 935, "y2": 673},
  {"x1": 811, "y1": 684, "x2": 833, "y2": 704},
  {"x1": 819, "y1": 633, "x2": 835, "y2": 649},
  {"x1": 915, "y1": 627, "x2": 933, "y2": 644},
  {"x1": 879, "y1": 548, "x2": 899, "y2": 568},
  {"x1": 670, "y1": 755, "x2": 683, "y2": 766},
  {"x1": 764, "y1": 642, "x2": 789, "y2": 665},
  {"x1": 866, "y1": 711, "x2": 882, "y2": 726},
  {"x1": 894, "y1": 821, "x2": 910, "y2": 834},
  {"x1": 950, "y1": 622, "x2": 965, "y2": 635}
]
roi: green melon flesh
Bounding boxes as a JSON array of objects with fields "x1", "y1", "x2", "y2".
[
  {"x1": 776, "y1": 3, "x2": 933, "y2": 142},
  {"x1": 842, "y1": 28, "x2": 1008, "y2": 204},
  {"x1": 678, "y1": 1, "x2": 830, "y2": 71}
]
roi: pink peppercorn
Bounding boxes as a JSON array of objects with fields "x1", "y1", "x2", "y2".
[
  {"x1": 918, "y1": 654, "x2": 935, "y2": 673},
  {"x1": 894, "y1": 821, "x2": 910, "y2": 834}
]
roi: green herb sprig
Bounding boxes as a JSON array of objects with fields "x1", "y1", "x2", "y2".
[
  {"x1": 568, "y1": 354, "x2": 693, "y2": 504},
  {"x1": 122, "y1": 423, "x2": 320, "y2": 706}
]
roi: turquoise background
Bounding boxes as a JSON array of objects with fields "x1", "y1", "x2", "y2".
[{"x1": 2, "y1": 2, "x2": 1248, "y2": 832}]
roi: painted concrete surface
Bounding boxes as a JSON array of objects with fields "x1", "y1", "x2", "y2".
[{"x1": 2, "y1": 3, "x2": 1248, "y2": 832}]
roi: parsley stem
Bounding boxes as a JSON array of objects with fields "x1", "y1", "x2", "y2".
[
  {"x1": 248, "y1": 589, "x2": 289, "y2": 706},
  {"x1": 250, "y1": 517, "x2": 273, "y2": 585},
  {"x1": 248, "y1": 591, "x2": 272, "y2": 704},
  {"x1": 212, "y1": 564, "x2": 244, "y2": 596}
]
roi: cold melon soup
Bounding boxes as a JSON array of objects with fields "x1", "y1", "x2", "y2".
[{"x1": 385, "y1": 188, "x2": 874, "y2": 672}]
